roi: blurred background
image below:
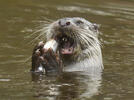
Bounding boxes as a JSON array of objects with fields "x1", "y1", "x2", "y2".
[{"x1": 0, "y1": 0, "x2": 134, "y2": 100}]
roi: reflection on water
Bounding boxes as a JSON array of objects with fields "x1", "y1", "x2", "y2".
[
  {"x1": 0, "y1": 0, "x2": 134, "y2": 100},
  {"x1": 31, "y1": 72, "x2": 102, "y2": 100}
]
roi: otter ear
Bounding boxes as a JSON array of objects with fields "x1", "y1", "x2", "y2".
[{"x1": 92, "y1": 23, "x2": 100, "y2": 30}]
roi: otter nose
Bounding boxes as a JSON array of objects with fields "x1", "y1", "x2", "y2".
[{"x1": 58, "y1": 19, "x2": 71, "y2": 27}]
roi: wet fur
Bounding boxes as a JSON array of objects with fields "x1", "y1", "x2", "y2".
[{"x1": 32, "y1": 17, "x2": 103, "y2": 72}]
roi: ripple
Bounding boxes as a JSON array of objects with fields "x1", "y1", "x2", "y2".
[
  {"x1": 57, "y1": 6, "x2": 114, "y2": 16},
  {"x1": 0, "y1": 43, "x2": 19, "y2": 50},
  {"x1": 0, "y1": 60, "x2": 26, "y2": 65},
  {"x1": 99, "y1": 3, "x2": 134, "y2": 20},
  {"x1": 0, "y1": 79, "x2": 10, "y2": 82}
]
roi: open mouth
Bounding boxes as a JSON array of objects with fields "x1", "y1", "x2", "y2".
[{"x1": 57, "y1": 34, "x2": 75, "y2": 55}]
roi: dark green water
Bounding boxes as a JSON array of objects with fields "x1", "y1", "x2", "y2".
[{"x1": 0, "y1": 0, "x2": 134, "y2": 100}]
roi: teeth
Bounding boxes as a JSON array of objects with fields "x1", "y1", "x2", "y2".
[
  {"x1": 62, "y1": 37, "x2": 68, "y2": 42},
  {"x1": 62, "y1": 38, "x2": 65, "y2": 41}
]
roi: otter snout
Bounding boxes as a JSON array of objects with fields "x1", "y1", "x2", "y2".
[{"x1": 58, "y1": 19, "x2": 71, "y2": 27}]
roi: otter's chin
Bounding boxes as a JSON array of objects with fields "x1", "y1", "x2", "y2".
[{"x1": 56, "y1": 34, "x2": 75, "y2": 55}]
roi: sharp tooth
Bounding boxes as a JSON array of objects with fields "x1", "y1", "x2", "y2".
[
  {"x1": 62, "y1": 37, "x2": 68, "y2": 42},
  {"x1": 62, "y1": 38, "x2": 65, "y2": 41}
]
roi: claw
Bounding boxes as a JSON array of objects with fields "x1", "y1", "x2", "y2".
[{"x1": 32, "y1": 40, "x2": 63, "y2": 75}]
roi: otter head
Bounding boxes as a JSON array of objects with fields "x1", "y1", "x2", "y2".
[{"x1": 42, "y1": 17, "x2": 101, "y2": 62}]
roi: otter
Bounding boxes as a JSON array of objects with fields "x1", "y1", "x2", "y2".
[{"x1": 31, "y1": 17, "x2": 103, "y2": 74}]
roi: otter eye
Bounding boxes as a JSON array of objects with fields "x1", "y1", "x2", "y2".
[{"x1": 76, "y1": 20, "x2": 83, "y2": 24}]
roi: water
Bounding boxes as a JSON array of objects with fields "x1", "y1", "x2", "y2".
[{"x1": 0, "y1": 0, "x2": 134, "y2": 100}]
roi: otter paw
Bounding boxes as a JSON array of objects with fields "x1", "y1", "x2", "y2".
[
  {"x1": 31, "y1": 41, "x2": 45, "y2": 72},
  {"x1": 31, "y1": 41, "x2": 63, "y2": 75},
  {"x1": 41, "y1": 48, "x2": 62, "y2": 75}
]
